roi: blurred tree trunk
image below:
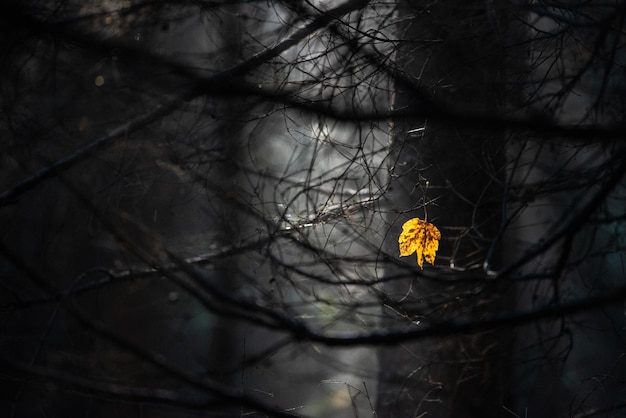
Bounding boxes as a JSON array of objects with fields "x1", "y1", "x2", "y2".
[
  {"x1": 503, "y1": 4, "x2": 626, "y2": 417},
  {"x1": 377, "y1": 2, "x2": 509, "y2": 416}
]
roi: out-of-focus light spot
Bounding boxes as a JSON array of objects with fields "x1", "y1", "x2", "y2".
[
  {"x1": 95, "y1": 75, "x2": 105, "y2": 87},
  {"x1": 78, "y1": 116, "x2": 90, "y2": 132}
]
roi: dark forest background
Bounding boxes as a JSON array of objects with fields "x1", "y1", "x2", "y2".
[{"x1": 1, "y1": 1, "x2": 626, "y2": 417}]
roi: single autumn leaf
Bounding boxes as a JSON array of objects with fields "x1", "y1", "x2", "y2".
[{"x1": 398, "y1": 217, "x2": 441, "y2": 268}]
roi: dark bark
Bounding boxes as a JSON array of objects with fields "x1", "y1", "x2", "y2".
[{"x1": 377, "y1": 2, "x2": 509, "y2": 416}]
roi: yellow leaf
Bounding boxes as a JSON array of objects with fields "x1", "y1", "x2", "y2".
[{"x1": 398, "y1": 217, "x2": 441, "y2": 268}]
